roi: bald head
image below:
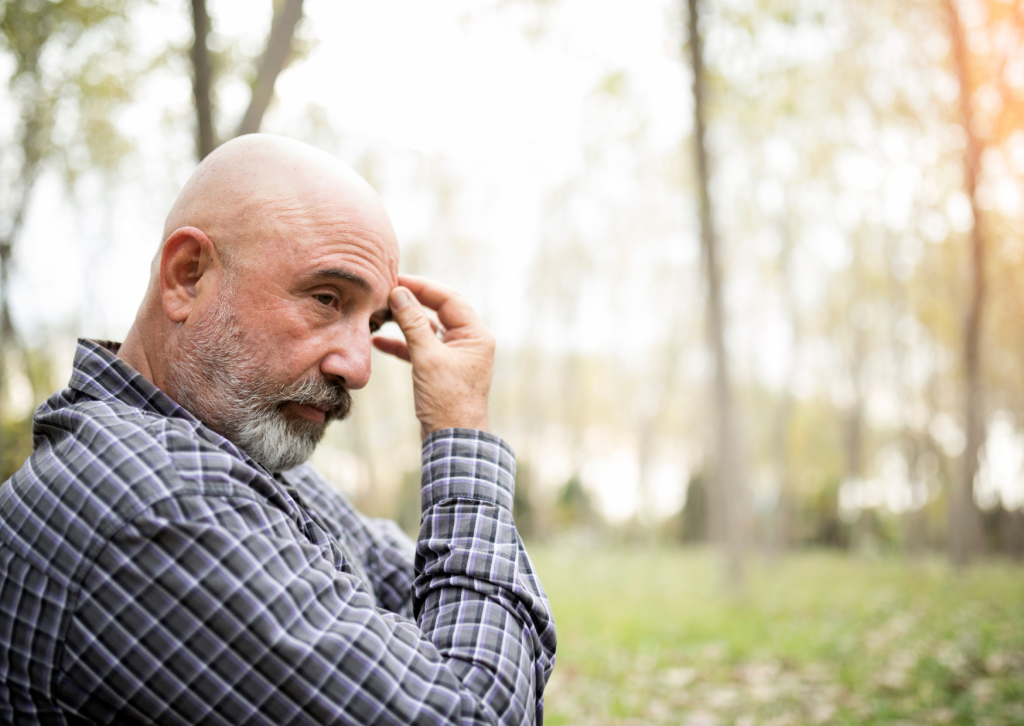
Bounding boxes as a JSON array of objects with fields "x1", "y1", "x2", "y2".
[
  {"x1": 120, "y1": 134, "x2": 401, "y2": 403},
  {"x1": 158, "y1": 134, "x2": 396, "y2": 274}
]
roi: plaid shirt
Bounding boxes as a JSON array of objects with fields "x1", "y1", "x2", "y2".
[{"x1": 0, "y1": 339, "x2": 555, "y2": 725}]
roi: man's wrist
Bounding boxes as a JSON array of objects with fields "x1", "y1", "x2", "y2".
[
  {"x1": 420, "y1": 416, "x2": 489, "y2": 440},
  {"x1": 420, "y1": 428, "x2": 515, "y2": 512}
]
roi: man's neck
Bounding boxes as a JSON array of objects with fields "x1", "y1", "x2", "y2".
[{"x1": 118, "y1": 323, "x2": 160, "y2": 389}]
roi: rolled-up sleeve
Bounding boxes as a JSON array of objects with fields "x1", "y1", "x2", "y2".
[{"x1": 58, "y1": 429, "x2": 556, "y2": 726}]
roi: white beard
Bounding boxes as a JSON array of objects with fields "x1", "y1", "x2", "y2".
[{"x1": 163, "y1": 292, "x2": 351, "y2": 472}]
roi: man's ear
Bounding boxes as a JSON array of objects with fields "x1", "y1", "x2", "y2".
[{"x1": 160, "y1": 227, "x2": 217, "y2": 323}]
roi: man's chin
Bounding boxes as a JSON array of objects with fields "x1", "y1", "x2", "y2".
[
  {"x1": 248, "y1": 439, "x2": 318, "y2": 473},
  {"x1": 235, "y1": 412, "x2": 329, "y2": 473}
]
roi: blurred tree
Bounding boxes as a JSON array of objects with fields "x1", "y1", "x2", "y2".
[
  {"x1": 763, "y1": 214, "x2": 800, "y2": 558},
  {"x1": 685, "y1": 0, "x2": 749, "y2": 589},
  {"x1": 844, "y1": 239, "x2": 871, "y2": 551},
  {"x1": 937, "y1": 0, "x2": 1024, "y2": 565},
  {"x1": 554, "y1": 475, "x2": 597, "y2": 531},
  {"x1": 945, "y1": 0, "x2": 986, "y2": 568},
  {"x1": 0, "y1": 0, "x2": 145, "y2": 453},
  {"x1": 0, "y1": 343, "x2": 58, "y2": 481},
  {"x1": 394, "y1": 469, "x2": 421, "y2": 537},
  {"x1": 1000, "y1": 507, "x2": 1023, "y2": 560},
  {"x1": 513, "y1": 460, "x2": 538, "y2": 540},
  {"x1": 678, "y1": 471, "x2": 709, "y2": 544},
  {"x1": 188, "y1": 0, "x2": 306, "y2": 159}
]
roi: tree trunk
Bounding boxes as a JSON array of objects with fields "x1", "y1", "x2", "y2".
[
  {"x1": 946, "y1": 0, "x2": 985, "y2": 568},
  {"x1": 189, "y1": 0, "x2": 306, "y2": 161},
  {"x1": 847, "y1": 303, "x2": 869, "y2": 550},
  {"x1": 767, "y1": 385, "x2": 793, "y2": 558},
  {"x1": 190, "y1": 0, "x2": 216, "y2": 159},
  {"x1": 236, "y1": 0, "x2": 306, "y2": 137},
  {"x1": 1, "y1": 102, "x2": 47, "y2": 456},
  {"x1": 686, "y1": 0, "x2": 747, "y2": 590},
  {"x1": 635, "y1": 342, "x2": 682, "y2": 533},
  {"x1": 1001, "y1": 507, "x2": 1023, "y2": 561},
  {"x1": 768, "y1": 214, "x2": 799, "y2": 560},
  {"x1": 0, "y1": 238, "x2": 13, "y2": 454}
]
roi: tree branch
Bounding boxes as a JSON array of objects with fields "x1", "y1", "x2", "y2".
[{"x1": 236, "y1": 0, "x2": 305, "y2": 137}]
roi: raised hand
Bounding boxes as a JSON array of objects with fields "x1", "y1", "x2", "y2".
[{"x1": 372, "y1": 275, "x2": 493, "y2": 438}]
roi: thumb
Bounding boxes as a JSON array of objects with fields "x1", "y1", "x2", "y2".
[{"x1": 389, "y1": 287, "x2": 437, "y2": 355}]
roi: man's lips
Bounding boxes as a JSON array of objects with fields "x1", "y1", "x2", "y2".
[{"x1": 290, "y1": 402, "x2": 328, "y2": 423}]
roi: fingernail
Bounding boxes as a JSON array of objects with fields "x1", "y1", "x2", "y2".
[{"x1": 392, "y1": 288, "x2": 410, "y2": 310}]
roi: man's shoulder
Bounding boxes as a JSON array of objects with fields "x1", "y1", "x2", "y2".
[
  {"x1": 32, "y1": 391, "x2": 262, "y2": 494},
  {"x1": 0, "y1": 392, "x2": 277, "y2": 585}
]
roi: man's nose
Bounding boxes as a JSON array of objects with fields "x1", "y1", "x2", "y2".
[{"x1": 319, "y1": 325, "x2": 372, "y2": 390}]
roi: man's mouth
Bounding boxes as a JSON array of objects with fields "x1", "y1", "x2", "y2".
[
  {"x1": 290, "y1": 402, "x2": 329, "y2": 423},
  {"x1": 278, "y1": 378, "x2": 351, "y2": 425}
]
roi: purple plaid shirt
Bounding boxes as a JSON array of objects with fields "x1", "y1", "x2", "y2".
[{"x1": 0, "y1": 340, "x2": 555, "y2": 725}]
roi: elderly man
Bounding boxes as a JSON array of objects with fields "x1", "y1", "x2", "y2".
[{"x1": 0, "y1": 135, "x2": 556, "y2": 725}]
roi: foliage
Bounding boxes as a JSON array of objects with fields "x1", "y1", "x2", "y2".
[
  {"x1": 533, "y1": 545, "x2": 1024, "y2": 725},
  {"x1": 0, "y1": 0, "x2": 146, "y2": 195},
  {"x1": 0, "y1": 343, "x2": 57, "y2": 481},
  {"x1": 0, "y1": 411, "x2": 32, "y2": 482},
  {"x1": 554, "y1": 475, "x2": 597, "y2": 531},
  {"x1": 0, "y1": 0, "x2": 151, "y2": 438}
]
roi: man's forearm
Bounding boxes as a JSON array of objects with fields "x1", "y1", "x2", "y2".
[
  {"x1": 415, "y1": 429, "x2": 557, "y2": 724},
  {"x1": 373, "y1": 273, "x2": 556, "y2": 722}
]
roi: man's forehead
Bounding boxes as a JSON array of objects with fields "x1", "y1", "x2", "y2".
[
  {"x1": 211, "y1": 179, "x2": 399, "y2": 297},
  {"x1": 246, "y1": 196, "x2": 390, "y2": 254}
]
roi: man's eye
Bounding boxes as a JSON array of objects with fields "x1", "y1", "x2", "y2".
[
  {"x1": 314, "y1": 294, "x2": 336, "y2": 307},
  {"x1": 369, "y1": 321, "x2": 382, "y2": 334}
]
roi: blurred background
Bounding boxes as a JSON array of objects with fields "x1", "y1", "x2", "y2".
[{"x1": 2, "y1": 0, "x2": 1023, "y2": 723}]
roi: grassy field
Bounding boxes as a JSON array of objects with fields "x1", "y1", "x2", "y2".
[{"x1": 529, "y1": 545, "x2": 1024, "y2": 726}]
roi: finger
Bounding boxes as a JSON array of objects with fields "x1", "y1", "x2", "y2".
[
  {"x1": 398, "y1": 274, "x2": 481, "y2": 331},
  {"x1": 397, "y1": 275, "x2": 461, "y2": 310},
  {"x1": 401, "y1": 304, "x2": 444, "y2": 338},
  {"x1": 387, "y1": 286, "x2": 441, "y2": 357},
  {"x1": 372, "y1": 336, "x2": 411, "y2": 362}
]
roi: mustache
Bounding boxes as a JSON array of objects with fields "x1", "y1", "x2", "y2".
[{"x1": 272, "y1": 374, "x2": 352, "y2": 423}]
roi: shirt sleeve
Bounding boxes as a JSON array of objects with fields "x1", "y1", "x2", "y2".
[
  {"x1": 362, "y1": 517, "x2": 417, "y2": 617},
  {"x1": 58, "y1": 429, "x2": 557, "y2": 726}
]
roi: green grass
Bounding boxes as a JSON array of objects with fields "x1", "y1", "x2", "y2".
[{"x1": 529, "y1": 545, "x2": 1024, "y2": 725}]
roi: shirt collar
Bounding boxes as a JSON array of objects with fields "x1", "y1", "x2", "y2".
[
  {"x1": 69, "y1": 338, "x2": 198, "y2": 424},
  {"x1": 68, "y1": 339, "x2": 293, "y2": 479},
  {"x1": 66, "y1": 339, "x2": 317, "y2": 525}
]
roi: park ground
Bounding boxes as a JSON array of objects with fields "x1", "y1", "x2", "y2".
[{"x1": 529, "y1": 545, "x2": 1024, "y2": 726}]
